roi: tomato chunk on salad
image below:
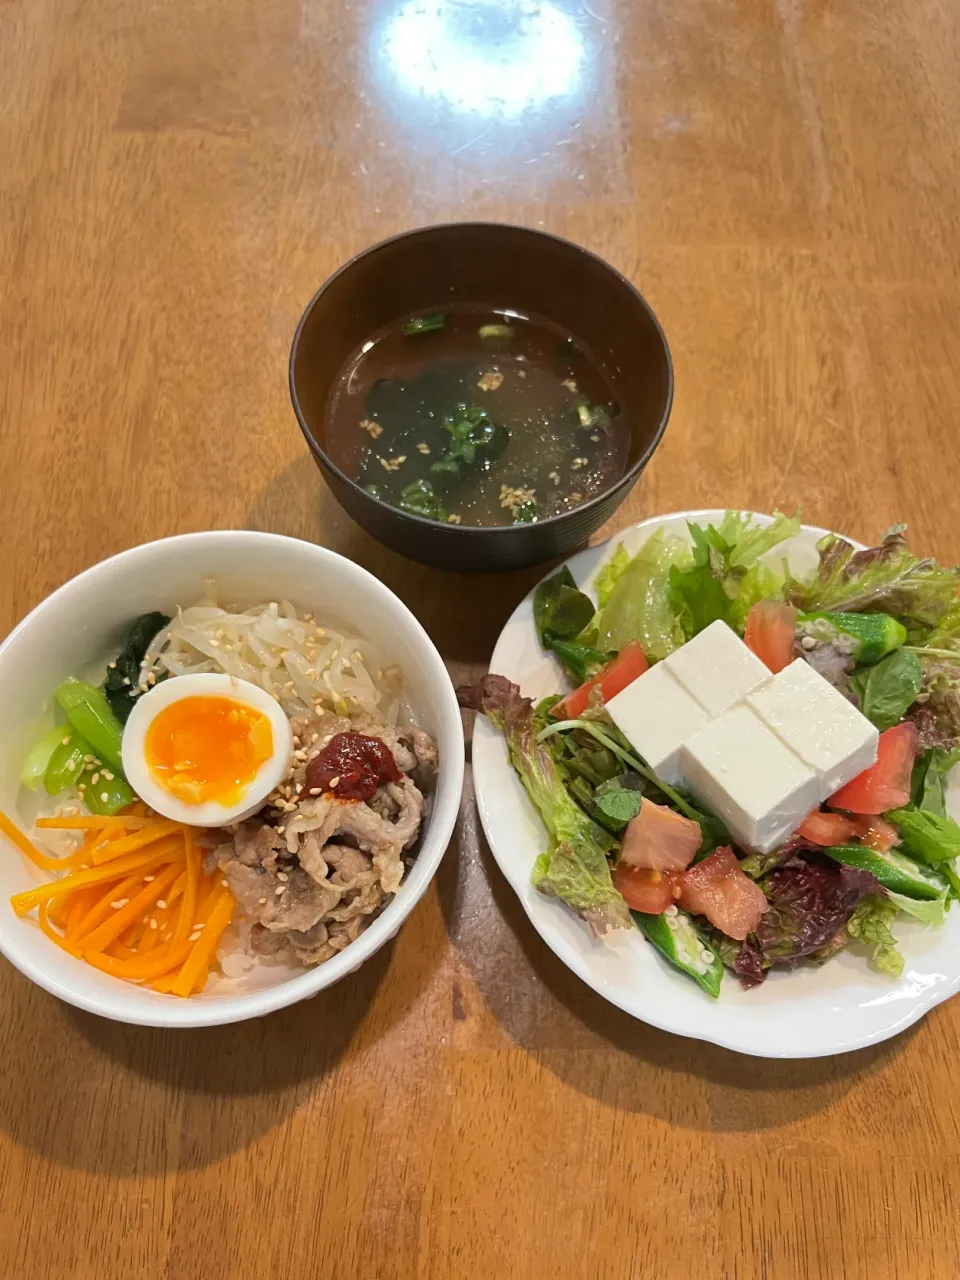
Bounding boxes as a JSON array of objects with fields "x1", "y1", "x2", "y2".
[
  {"x1": 613, "y1": 864, "x2": 682, "y2": 914},
  {"x1": 552, "y1": 642, "x2": 648, "y2": 720},
  {"x1": 828, "y1": 722, "x2": 918, "y2": 814},
  {"x1": 678, "y1": 846, "x2": 768, "y2": 940},
  {"x1": 620, "y1": 798, "x2": 702, "y2": 872},
  {"x1": 744, "y1": 600, "x2": 798, "y2": 674},
  {"x1": 795, "y1": 809, "x2": 858, "y2": 846}
]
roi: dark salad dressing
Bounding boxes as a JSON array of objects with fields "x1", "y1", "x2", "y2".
[{"x1": 325, "y1": 305, "x2": 628, "y2": 528}]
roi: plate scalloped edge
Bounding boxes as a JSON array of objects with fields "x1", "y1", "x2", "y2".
[{"x1": 471, "y1": 510, "x2": 960, "y2": 1059}]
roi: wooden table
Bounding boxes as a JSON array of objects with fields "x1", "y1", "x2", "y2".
[{"x1": 2, "y1": 0, "x2": 959, "y2": 1275}]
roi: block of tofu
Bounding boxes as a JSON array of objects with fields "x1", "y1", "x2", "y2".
[
  {"x1": 664, "y1": 619, "x2": 771, "y2": 717},
  {"x1": 748, "y1": 658, "x2": 879, "y2": 801},
  {"x1": 681, "y1": 705, "x2": 820, "y2": 853},
  {"x1": 606, "y1": 661, "x2": 710, "y2": 787}
]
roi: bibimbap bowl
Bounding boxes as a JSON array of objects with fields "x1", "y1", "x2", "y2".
[{"x1": 0, "y1": 532, "x2": 464, "y2": 1027}]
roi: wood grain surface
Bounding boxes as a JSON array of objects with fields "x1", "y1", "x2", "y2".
[{"x1": 2, "y1": 0, "x2": 960, "y2": 1276}]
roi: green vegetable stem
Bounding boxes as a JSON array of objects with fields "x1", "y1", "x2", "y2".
[
  {"x1": 42, "y1": 730, "x2": 88, "y2": 796},
  {"x1": 20, "y1": 725, "x2": 71, "y2": 791},
  {"x1": 55, "y1": 678, "x2": 125, "y2": 773},
  {"x1": 81, "y1": 767, "x2": 135, "y2": 816}
]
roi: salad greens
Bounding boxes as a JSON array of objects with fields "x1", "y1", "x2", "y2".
[
  {"x1": 856, "y1": 649, "x2": 924, "y2": 731},
  {"x1": 466, "y1": 510, "x2": 960, "y2": 999},
  {"x1": 459, "y1": 675, "x2": 630, "y2": 935}
]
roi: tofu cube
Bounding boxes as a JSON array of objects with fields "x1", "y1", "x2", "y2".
[
  {"x1": 664, "y1": 619, "x2": 771, "y2": 717},
  {"x1": 606, "y1": 662, "x2": 710, "y2": 787},
  {"x1": 681, "y1": 705, "x2": 820, "y2": 853},
  {"x1": 748, "y1": 658, "x2": 879, "y2": 801}
]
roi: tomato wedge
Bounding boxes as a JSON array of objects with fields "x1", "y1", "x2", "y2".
[
  {"x1": 744, "y1": 600, "x2": 798, "y2": 674},
  {"x1": 828, "y1": 721, "x2": 918, "y2": 814},
  {"x1": 678, "y1": 847, "x2": 768, "y2": 940},
  {"x1": 620, "y1": 798, "x2": 702, "y2": 872},
  {"x1": 850, "y1": 814, "x2": 901, "y2": 852},
  {"x1": 553, "y1": 641, "x2": 648, "y2": 720},
  {"x1": 613, "y1": 864, "x2": 682, "y2": 914},
  {"x1": 795, "y1": 809, "x2": 858, "y2": 846}
]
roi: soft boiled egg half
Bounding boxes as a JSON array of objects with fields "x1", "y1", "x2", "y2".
[{"x1": 121, "y1": 674, "x2": 293, "y2": 826}]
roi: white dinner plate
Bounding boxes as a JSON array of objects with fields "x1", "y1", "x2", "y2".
[{"x1": 472, "y1": 510, "x2": 960, "y2": 1058}]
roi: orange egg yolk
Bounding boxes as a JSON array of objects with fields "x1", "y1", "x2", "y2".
[{"x1": 144, "y1": 696, "x2": 274, "y2": 807}]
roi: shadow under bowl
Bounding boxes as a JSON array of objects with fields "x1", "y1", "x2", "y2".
[{"x1": 289, "y1": 222, "x2": 673, "y2": 572}]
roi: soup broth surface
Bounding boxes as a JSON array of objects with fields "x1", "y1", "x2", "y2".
[{"x1": 326, "y1": 305, "x2": 628, "y2": 527}]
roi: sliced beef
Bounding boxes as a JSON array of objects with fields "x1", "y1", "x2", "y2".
[
  {"x1": 223, "y1": 861, "x2": 342, "y2": 932},
  {"x1": 408, "y1": 726, "x2": 438, "y2": 771},
  {"x1": 386, "y1": 778, "x2": 423, "y2": 850}
]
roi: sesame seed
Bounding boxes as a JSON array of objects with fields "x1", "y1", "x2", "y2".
[
  {"x1": 156, "y1": 899, "x2": 167, "y2": 909},
  {"x1": 100, "y1": 791, "x2": 109, "y2": 802},
  {"x1": 188, "y1": 930, "x2": 202, "y2": 943},
  {"x1": 107, "y1": 662, "x2": 116, "y2": 669},
  {"x1": 309, "y1": 787, "x2": 322, "y2": 796},
  {"x1": 590, "y1": 433, "x2": 601, "y2": 442},
  {"x1": 149, "y1": 918, "x2": 158, "y2": 931},
  {"x1": 275, "y1": 886, "x2": 285, "y2": 896},
  {"x1": 562, "y1": 378, "x2": 578, "y2": 393},
  {"x1": 122, "y1": 677, "x2": 131, "y2": 686},
  {"x1": 571, "y1": 456, "x2": 588, "y2": 470},
  {"x1": 210, "y1": 638, "x2": 220, "y2": 647},
  {"x1": 110, "y1": 898, "x2": 129, "y2": 909},
  {"x1": 329, "y1": 775, "x2": 340, "y2": 788},
  {"x1": 78, "y1": 784, "x2": 86, "y2": 792},
  {"x1": 277, "y1": 872, "x2": 289, "y2": 882},
  {"x1": 259, "y1": 897, "x2": 268, "y2": 905},
  {"x1": 61, "y1": 736, "x2": 70, "y2": 746},
  {"x1": 144, "y1": 875, "x2": 155, "y2": 883},
  {"x1": 102, "y1": 770, "x2": 114, "y2": 781},
  {"x1": 477, "y1": 370, "x2": 504, "y2": 392},
  {"x1": 416, "y1": 442, "x2": 431, "y2": 455},
  {"x1": 447, "y1": 514, "x2": 462, "y2": 524},
  {"x1": 90, "y1": 773, "x2": 100, "y2": 785}
]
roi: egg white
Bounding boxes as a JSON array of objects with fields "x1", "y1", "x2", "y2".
[{"x1": 120, "y1": 673, "x2": 294, "y2": 827}]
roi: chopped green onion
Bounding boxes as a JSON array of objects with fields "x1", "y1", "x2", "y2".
[{"x1": 403, "y1": 312, "x2": 446, "y2": 336}]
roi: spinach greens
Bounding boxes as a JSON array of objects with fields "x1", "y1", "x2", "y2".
[{"x1": 103, "y1": 611, "x2": 169, "y2": 724}]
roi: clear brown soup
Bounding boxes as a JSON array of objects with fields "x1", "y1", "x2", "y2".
[{"x1": 325, "y1": 304, "x2": 628, "y2": 528}]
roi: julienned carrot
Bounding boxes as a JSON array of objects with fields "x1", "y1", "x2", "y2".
[
  {"x1": 83, "y1": 941, "x2": 194, "y2": 981},
  {"x1": 171, "y1": 888, "x2": 235, "y2": 997},
  {"x1": 0, "y1": 809, "x2": 89, "y2": 874},
  {"x1": 174, "y1": 829, "x2": 200, "y2": 947},
  {"x1": 80, "y1": 862, "x2": 182, "y2": 954},
  {"x1": 90, "y1": 822, "x2": 180, "y2": 865},
  {"x1": 69, "y1": 873, "x2": 144, "y2": 942},
  {"x1": 10, "y1": 846, "x2": 182, "y2": 916},
  {"x1": 35, "y1": 815, "x2": 149, "y2": 832},
  {"x1": 38, "y1": 902, "x2": 82, "y2": 957}
]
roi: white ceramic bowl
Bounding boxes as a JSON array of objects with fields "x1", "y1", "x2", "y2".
[
  {"x1": 0, "y1": 532, "x2": 464, "y2": 1027},
  {"x1": 473, "y1": 510, "x2": 960, "y2": 1058}
]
